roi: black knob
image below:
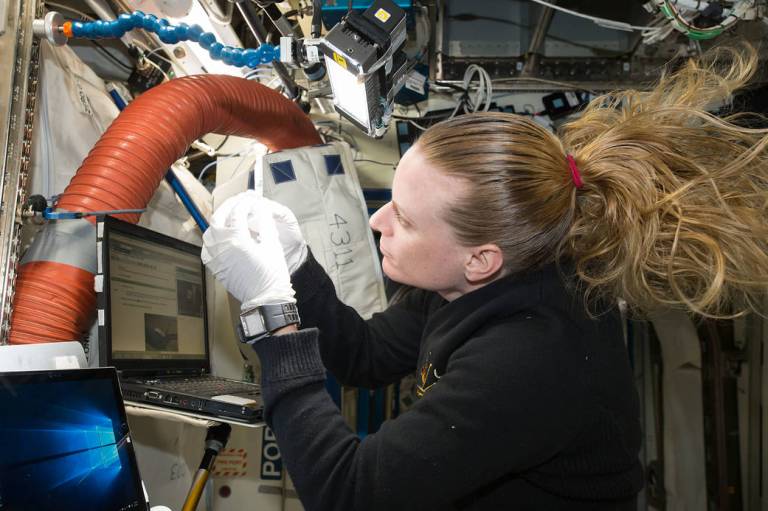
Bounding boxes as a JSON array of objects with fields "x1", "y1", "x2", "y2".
[{"x1": 26, "y1": 194, "x2": 48, "y2": 213}]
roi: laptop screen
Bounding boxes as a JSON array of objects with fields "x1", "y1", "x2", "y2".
[
  {"x1": 101, "y1": 216, "x2": 209, "y2": 373},
  {"x1": 0, "y1": 368, "x2": 149, "y2": 511}
]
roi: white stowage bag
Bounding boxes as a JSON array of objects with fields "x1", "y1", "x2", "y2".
[
  {"x1": 30, "y1": 41, "x2": 120, "y2": 200},
  {"x1": 29, "y1": 41, "x2": 210, "y2": 245},
  {"x1": 261, "y1": 142, "x2": 387, "y2": 319}
]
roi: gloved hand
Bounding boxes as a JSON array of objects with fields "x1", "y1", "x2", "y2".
[
  {"x1": 269, "y1": 201, "x2": 308, "y2": 274},
  {"x1": 201, "y1": 190, "x2": 295, "y2": 310}
]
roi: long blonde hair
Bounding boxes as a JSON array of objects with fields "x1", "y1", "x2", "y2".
[{"x1": 418, "y1": 45, "x2": 768, "y2": 318}]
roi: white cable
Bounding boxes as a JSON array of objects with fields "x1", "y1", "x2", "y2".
[
  {"x1": 244, "y1": 67, "x2": 275, "y2": 80},
  {"x1": 266, "y1": 76, "x2": 282, "y2": 89},
  {"x1": 142, "y1": 46, "x2": 175, "y2": 66},
  {"x1": 491, "y1": 76, "x2": 598, "y2": 92},
  {"x1": 461, "y1": 64, "x2": 493, "y2": 114},
  {"x1": 44, "y1": 2, "x2": 95, "y2": 20},
  {"x1": 198, "y1": 148, "x2": 252, "y2": 181},
  {"x1": 642, "y1": 11, "x2": 677, "y2": 44},
  {"x1": 430, "y1": 64, "x2": 494, "y2": 119},
  {"x1": 244, "y1": 72, "x2": 275, "y2": 80},
  {"x1": 131, "y1": 39, "x2": 178, "y2": 69},
  {"x1": 528, "y1": 0, "x2": 663, "y2": 31},
  {"x1": 142, "y1": 57, "x2": 171, "y2": 81},
  {"x1": 643, "y1": 21, "x2": 676, "y2": 44},
  {"x1": 408, "y1": 120, "x2": 428, "y2": 131}
]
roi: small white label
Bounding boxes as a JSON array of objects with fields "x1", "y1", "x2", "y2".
[
  {"x1": 96, "y1": 241, "x2": 102, "y2": 273},
  {"x1": 97, "y1": 222, "x2": 104, "y2": 238},
  {"x1": 98, "y1": 308, "x2": 105, "y2": 326},
  {"x1": 54, "y1": 355, "x2": 81, "y2": 369},
  {"x1": 305, "y1": 45, "x2": 319, "y2": 63},
  {"x1": 565, "y1": 92, "x2": 579, "y2": 108},
  {"x1": 94, "y1": 274, "x2": 103, "y2": 292},
  {"x1": 74, "y1": 78, "x2": 94, "y2": 117},
  {"x1": 404, "y1": 70, "x2": 427, "y2": 95}
]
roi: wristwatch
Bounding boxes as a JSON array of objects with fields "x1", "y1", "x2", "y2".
[{"x1": 237, "y1": 302, "x2": 301, "y2": 344}]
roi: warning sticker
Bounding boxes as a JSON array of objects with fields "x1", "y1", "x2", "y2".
[
  {"x1": 333, "y1": 52, "x2": 347, "y2": 69},
  {"x1": 374, "y1": 8, "x2": 391, "y2": 23},
  {"x1": 212, "y1": 448, "x2": 249, "y2": 478}
]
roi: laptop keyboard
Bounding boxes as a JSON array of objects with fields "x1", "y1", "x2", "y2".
[{"x1": 149, "y1": 375, "x2": 261, "y2": 396}]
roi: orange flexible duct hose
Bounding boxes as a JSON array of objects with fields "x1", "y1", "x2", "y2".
[{"x1": 9, "y1": 75, "x2": 321, "y2": 344}]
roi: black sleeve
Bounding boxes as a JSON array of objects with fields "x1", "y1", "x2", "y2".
[
  {"x1": 291, "y1": 251, "x2": 438, "y2": 388},
  {"x1": 252, "y1": 318, "x2": 586, "y2": 511}
]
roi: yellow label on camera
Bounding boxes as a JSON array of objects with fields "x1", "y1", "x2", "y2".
[
  {"x1": 374, "y1": 8, "x2": 391, "y2": 23},
  {"x1": 333, "y1": 52, "x2": 347, "y2": 69}
]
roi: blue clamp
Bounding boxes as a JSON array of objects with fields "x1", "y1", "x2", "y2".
[{"x1": 43, "y1": 207, "x2": 146, "y2": 220}]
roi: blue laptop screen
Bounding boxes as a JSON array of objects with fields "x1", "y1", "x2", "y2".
[{"x1": 0, "y1": 368, "x2": 148, "y2": 511}]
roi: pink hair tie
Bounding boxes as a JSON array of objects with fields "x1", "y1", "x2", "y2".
[{"x1": 566, "y1": 154, "x2": 584, "y2": 189}]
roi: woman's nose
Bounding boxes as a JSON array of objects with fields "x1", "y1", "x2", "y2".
[{"x1": 369, "y1": 202, "x2": 391, "y2": 235}]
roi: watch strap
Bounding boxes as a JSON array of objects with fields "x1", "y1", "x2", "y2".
[{"x1": 238, "y1": 302, "x2": 300, "y2": 344}]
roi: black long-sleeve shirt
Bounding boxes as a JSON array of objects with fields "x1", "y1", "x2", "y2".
[{"x1": 251, "y1": 253, "x2": 643, "y2": 510}]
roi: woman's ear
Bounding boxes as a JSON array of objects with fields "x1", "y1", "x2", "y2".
[{"x1": 464, "y1": 244, "x2": 504, "y2": 283}]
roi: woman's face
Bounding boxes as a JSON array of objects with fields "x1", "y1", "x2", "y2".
[{"x1": 369, "y1": 145, "x2": 472, "y2": 300}]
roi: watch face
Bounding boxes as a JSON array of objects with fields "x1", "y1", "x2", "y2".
[{"x1": 241, "y1": 310, "x2": 266, "y2": 338}]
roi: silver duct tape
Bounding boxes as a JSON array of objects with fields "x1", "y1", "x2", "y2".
[{"x1": 22, "y1": 218, "x2": 98, "y2": 273}]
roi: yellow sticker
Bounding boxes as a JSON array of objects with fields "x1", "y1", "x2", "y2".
[
  {"x1": 333, "y1": 52, "x2": 347, "y2": 69},
  {"x1": 374, "y1": 8, "x2": 391, "y2": 23}
]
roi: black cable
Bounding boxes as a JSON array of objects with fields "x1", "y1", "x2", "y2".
[
  {"x1": 392, "y1": 110, "x2": 454, "y2": 121},
  {"x1": 90, "y1": 40, "x2": 135, "y2": 71},
  {"x1": 432, "y1": 80, "x2": 468, "y2": 93},
  {"x1": 430, "y1": 80, "x2": 470, "y2": 117},
  {"x1": 311, "y1": 0, "x2": 323, "y2": 38},
  {"x1": 187, "y1": 135, "x2": 231, "y2": 161},
  {"x1": 238, "y1": 0, "x2": 300, "y2": 97},
  {"x1": 214, "y1": 135, "x2": 230, "y2": 152}
]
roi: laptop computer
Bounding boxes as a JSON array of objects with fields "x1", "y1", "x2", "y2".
[
  {"x1": 95, "y1": 215, "x2": 262, "y2": 424},
  {"x1": 0, "y1": 367, "x2": 150, "y2": 511}
]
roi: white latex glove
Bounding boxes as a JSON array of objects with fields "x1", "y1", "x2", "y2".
[
  {"x1": 201, "y1": 191, "x2": 295, "y2": 310},
  {"x1": 269, "y1": 201, "x2": 308, "y2": 274}
]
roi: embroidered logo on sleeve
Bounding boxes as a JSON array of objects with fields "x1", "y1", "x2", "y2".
[{"x1": 416, "y1": 362, "x2": 441, "y2": 397}]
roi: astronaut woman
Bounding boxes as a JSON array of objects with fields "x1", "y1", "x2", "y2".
[{"x1": 201, "y1": 46, "x2": 768, "y2": 510}]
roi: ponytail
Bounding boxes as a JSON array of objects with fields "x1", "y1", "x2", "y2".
[{"x1": 560, "y1": 44, "x2": 768, "y2": 317}]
